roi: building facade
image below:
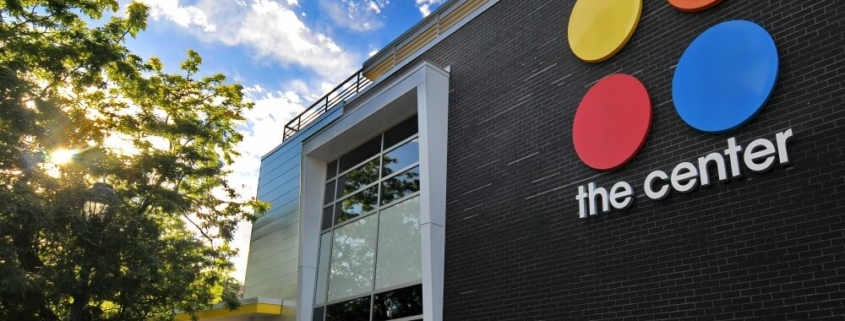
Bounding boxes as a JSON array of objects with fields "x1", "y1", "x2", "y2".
[{"x1": 242, "y1": 0, "x2": 845, "y2": 320}]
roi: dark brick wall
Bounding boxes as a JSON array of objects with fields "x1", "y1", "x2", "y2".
[{"x1": 373, "y1": 0, "x2": 845, "y2": 319}]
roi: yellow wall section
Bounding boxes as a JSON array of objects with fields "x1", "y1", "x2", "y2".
[
  {"x1": 568, "y1": 0, "x2": 642, "y2": 63},
  {"x1": 174, "y1": 303, "x2": 282, "y2": 321}
]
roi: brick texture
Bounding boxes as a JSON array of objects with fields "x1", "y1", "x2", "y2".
[{"x1": 362, "y1": 0, "x2": 845, "y2": 320}]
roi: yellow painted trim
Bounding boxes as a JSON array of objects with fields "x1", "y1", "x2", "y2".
[
  {"x1": 440, "y1": 0, "x2": 486, "y2": 31},
  {"x1": 397, "y1": 27, "x2": 438, "y2": 61},
  {"x1": 174, "y1": 303, "x2": 282, "y2": 321},
  {"x1": 364, "y1": 60, "x2": 394, "y2": 80}
]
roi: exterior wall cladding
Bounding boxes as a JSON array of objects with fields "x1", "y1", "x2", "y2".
[
  {"x1": 369, "y1": 0, "x2": 845, "y2": 320},
  {"x1": 259, "y1": 0, "x2": 845, "y2": 320}
]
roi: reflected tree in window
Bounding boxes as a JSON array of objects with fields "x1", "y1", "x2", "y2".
[
  {"x1": 328, "y1": 216, "x2": 377, "y2": 300},
  {"x1": 338, "y1": 158, "x2": 380, "y2": 197},
  {"x1": 380, "y1": 166, "x2": 420, "y2": 205},
  {"x1": 373, "y1": 285, "x2": 423, "y2": 321},
  {"x1": 376, "y1": 197, "x2": 421, "y2": 290},
  {"x1": 320, "y1": 123, "x2": 422, "y2": 316},
  {"x1": 326, "y1": 296, "x2": 370, "y2": 321}
]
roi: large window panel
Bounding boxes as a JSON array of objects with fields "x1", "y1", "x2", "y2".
[
  {"x1": 315, "y1": 232, "x2": 332, "y2": 305},
  {"x1": 375, "y1": 196, "x2": 421, "y2": 290},
  {"x1": 380, "y1": 167, "x2": 420, "y2": 206},
  {"x1": 383, "y1": 115, "x2": 417, "y2": 149},
  {"x1": 382, "y1": 138, "x2": 419, "y2": 176},
  {"x1": 339, "y1": 136, "x2": 381, "y2": 173},
  {"x1": 325, "y1": 296, "x2": 371, "y2": 321},
  {"x1": 337, "y1": 158, "x2": 380, "y2": 198},
  {"x1": 328, "y1": 215, "x2": 378, "y2": 301},
  {"x1": 336, "y1": 186, "x2": 378, "y2": 224},
  {"x1": 372, "y1": 284, "x2": 423, "y2": 321}
]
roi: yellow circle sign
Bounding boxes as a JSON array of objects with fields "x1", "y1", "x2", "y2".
[{"x1": 567, "y1": 0, "x2": 643, "y2": 63}]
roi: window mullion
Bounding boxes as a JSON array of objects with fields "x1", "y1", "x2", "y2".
[{"x1": 369, "y1": 133, "x2": 386, "y2": 321}]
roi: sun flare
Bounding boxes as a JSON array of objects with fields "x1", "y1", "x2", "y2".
[{"x1": 50, "y1": 149, "x2": 78, "y2": 165}]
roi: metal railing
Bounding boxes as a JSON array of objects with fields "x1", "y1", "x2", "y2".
[{"x1": 283, "y1": 70, "x2": 373, "y2": 141}]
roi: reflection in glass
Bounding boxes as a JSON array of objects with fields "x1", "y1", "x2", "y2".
[
  {"x1": 337, "y1": 158, "x2": 380, "y2": 198},
  {"x1": 380, "y1": 167, "x2": 420, "y2": 205},
  {"x1": 382, "y1": 138, "x2": 419, "y2": 176},
  {"x1": 384, "y1": 115, "x2": 418, "y2": 150},
  {"x1": 373, "y1": 284, "x2": 423, "y2": 321},
  {"x1": 315, "y1": 232, "x2": 332, "y2": 305},
  {"x1": 325, "y1": 296, "x2": 371, "y2": 321},
  {"x1": 328, "y1": 216, "x2": 377, "y2": 301},
  {"x1": 339, "y1": 136, "x2": 381, "y2": 173},
  {"x1": 336, "y1": 185, "x2": 378, "y2": 224},
  {"x1": 375, "y1": 196, "x2": 421, "y2": 290}
]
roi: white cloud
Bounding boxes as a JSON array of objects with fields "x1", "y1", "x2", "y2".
[
  {"x1": 319, "y1": 0, "x2": 390, "y2": 32},
  {"x1": 415, "y1": 0, "x2": 443, "y2": 17},
  {"x1": 136, "y1": 0, "x2": 360, "y2": 79},
  {"x1": 140, "y1": 0, "x2": 217, "y2": 32}
]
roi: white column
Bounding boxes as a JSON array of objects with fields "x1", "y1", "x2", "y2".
[
  {"x1": 417, "y1": 66, "x2": 450, "y2": 321},
  {"x1": 297, "y1": 155, "x2": 326, "y2": 321}
]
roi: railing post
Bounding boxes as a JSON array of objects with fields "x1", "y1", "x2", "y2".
[{"x1": 356, "y1": 72, "x2": 360, "y2": 93}]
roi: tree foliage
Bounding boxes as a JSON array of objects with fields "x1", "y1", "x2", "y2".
[{"x1": 0, "y1": 1, "x2": 268, "y2": 320}]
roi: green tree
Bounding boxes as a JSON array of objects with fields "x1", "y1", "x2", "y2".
[{"x1": 0, "y1": 1, "x2": 268, "y2": 320}]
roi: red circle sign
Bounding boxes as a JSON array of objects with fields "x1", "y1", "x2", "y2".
[{"x1": 572, "y1": 74, "x2": 652, "y2": 171}]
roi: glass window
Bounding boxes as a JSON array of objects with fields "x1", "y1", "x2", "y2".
[
  {"x1": 339, "y1": 136, "x2": 381, "y2": 173},
  {"x1": 315, "y1": 232, "x2": 332, "y2": 305},
  {"x1": 375, "y1": 197, "x2": 421, "y2": 290},
  {"x1": 337, "y1": 158, "x2": 380, "y2": 198},
  {"x1": 324, "y1": 180, "x2": 335, "y2": 205},
  {"x1": 372, "y1": 284, "x2": 423, "y2": 321},
  {"x1": 321, "y1": 206, "x2": 334, "y2": 231},
  {"x1": 328, "y1": 215, "x2": 377, "y2": 301},
  {"x1": 326, "y1": 160, "x2": 338, "y2": 180},
  {"x1": 382, "y1": 138, "x2": 419, "y2": 176},
  {"x1": 317, "y1": 115, "x2": 422, "y2": 319},
  {"x1": 383, "y1": 115, "x2": 417, "y2": 150},
  {"x1": 380, "y1": 167, "x2": 420, "y2": 206},
  {"x1": 336, "y1": 185, "x2": 378, "y2": 224},
  {"x1": 313, "y1": 307, "x2": 325, "y2": 321},
  {"x1": 325, "y1": 296, "x2": 371, "y2": 321}
]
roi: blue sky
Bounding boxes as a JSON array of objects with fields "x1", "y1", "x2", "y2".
[{"x1": 120, "y1": 0, "x2": 444, "y2": 281}]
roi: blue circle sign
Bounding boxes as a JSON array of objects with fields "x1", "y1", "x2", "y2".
[{"x1": 672, "y1": 20, "x2": 779, "y2": 133}]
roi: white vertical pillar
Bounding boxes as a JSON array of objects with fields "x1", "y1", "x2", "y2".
[
  {"x1": 417, "y1": 66, "x2": 450, "y2": 321},
  {"x1": 297, "y1": 155, "x2": 326, "y2": 321}
]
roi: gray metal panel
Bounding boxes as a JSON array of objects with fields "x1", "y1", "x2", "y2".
[{"x1": 243, "y1": 108, "x2": 342, "y2": 300}]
